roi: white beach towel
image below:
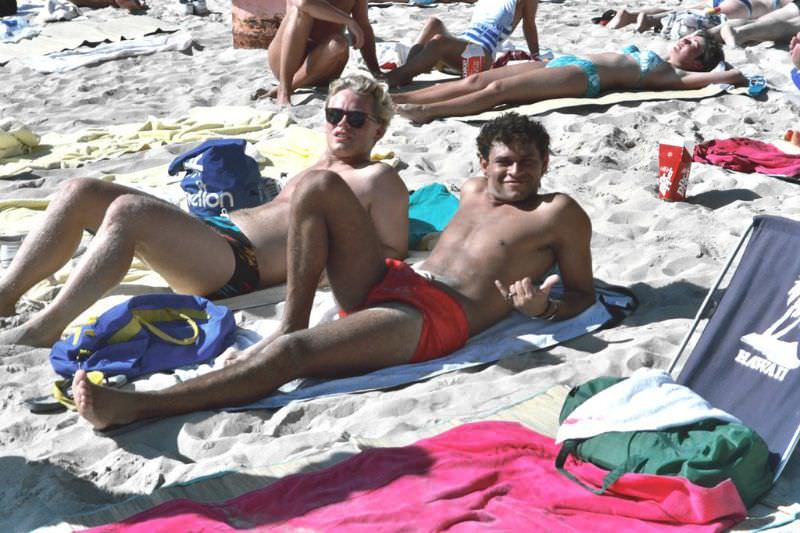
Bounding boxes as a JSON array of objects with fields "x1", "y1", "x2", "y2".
[
  {"x1": 555, "y1": 367, "x2": 741, "y2": 444},
  {"x1": 20, "y1": 30, "x2": 193, "y2": 73},
  {"x1": 0, "y1": 14, "x2": 178, "y2": 63}
]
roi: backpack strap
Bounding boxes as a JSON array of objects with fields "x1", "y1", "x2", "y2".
[{"x1": 555, "y1": 438, "x2": 648, "y2": 495}]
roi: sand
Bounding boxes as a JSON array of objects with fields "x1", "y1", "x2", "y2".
[{"x1": 2, "y1": 0, "x2": 800, "y2": 530}]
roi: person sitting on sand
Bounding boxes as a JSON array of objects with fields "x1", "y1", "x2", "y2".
[
  {"x1": 254, "y1": 0, "x2": 381, "y2": 105},
  {"x1": 393, "y1": 31, "x2": 746, "y2": 123},
  {"x1": 71, "y1": 0, "x2": 146, "y2": 12},
  {"x1": 716, "y1": 0, "x2": 800, "y2": 46},
  {"x1": 384, "y1": 0, "x2": 540, "y2": 87},
  {"x1": 70, "y1": 113, "x2": 596, "y2": 430},
  {"x1": 786, "y1": 32, "x2": 800, "y2": 146},
  {"x1": 605, "y1": 0, "x2": 797, "y2": 32},
  {"x1": 0, "y1": 75, "x2": 408, "y2": 348}
]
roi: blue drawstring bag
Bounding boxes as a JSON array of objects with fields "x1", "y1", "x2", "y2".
[
  {"x1": 169, "y1": 139, "x2": 269, "y2": 217},
  {"x1": 50, "y1": 294, "x2": 236, "y2": 380}
]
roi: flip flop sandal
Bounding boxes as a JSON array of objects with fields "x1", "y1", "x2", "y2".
[
  {"x1": 791, "y1": 68, "x2": 800, "y2": 92},
  {"x1": 591, "y1": 10, "x2": 617, "y2": 25}
]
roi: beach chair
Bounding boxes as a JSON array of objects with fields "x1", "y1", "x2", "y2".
[{"x1": 668, "y1": 215, "x2": 800, "y2": 481}]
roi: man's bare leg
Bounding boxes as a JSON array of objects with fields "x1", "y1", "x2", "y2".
[
  {"x1": 0, "y1": 179, "x2": 142, "y2": 317},
  {"x1": 404, "y1": 17, "x2": 450, "y2": 64},
  {"x1": 385, "y1": 33, "x2": 469, "y2": 87},
  {"x1": 74, "y1": 301, "x2": 422, "y2": 428},
  {"x1": 392, "y1": 62, "x2": 544, "y2": 105},
  {"x1": 228, "y1": 168, "x2": 392, "y2": 365},
  {"x1": 397, "y1": 65, "x2": 587, "y2": 123},
  {"x1": 0, "y1": 193, "x2": 235, "y2": 347},
  {"x1": 73, "y1": 170, "x2": 423, "y2": 429},
  {"x1": 720, "y1": 7, "x2": 800, "y2": 46},
  {"x1": 606, "y1": 8, "x2": 640, "y2": 29}
]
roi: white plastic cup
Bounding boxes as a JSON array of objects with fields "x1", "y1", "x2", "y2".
[{"x1": 0, "y1": 235, "x2": 23, "y2": 270}]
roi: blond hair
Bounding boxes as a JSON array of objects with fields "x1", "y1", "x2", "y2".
[{"x1": 327, "y1": 74, "x2": 393, "y2": 126}]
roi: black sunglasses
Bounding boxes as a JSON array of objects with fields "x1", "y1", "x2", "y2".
[{"x1": 325, "y1": 108, "x2": 376, "y2": 128}]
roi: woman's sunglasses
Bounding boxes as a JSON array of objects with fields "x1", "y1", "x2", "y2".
[{"x1": 325, "y1": 108, "x2": 377, "y2": 129}]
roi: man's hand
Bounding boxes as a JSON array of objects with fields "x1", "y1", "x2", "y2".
[
  {"x1": 347, "y1": 20, "x2": 365, "y2": 49},
  {"x1": 495, "y1": 274, "x2": 560, "y2": 318}
]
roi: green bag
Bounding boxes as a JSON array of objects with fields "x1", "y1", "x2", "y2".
[{"x1": 556, "y1": 376, "x2": 774, "y2": 507}]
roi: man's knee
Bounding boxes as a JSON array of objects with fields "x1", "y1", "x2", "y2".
[
  {"x1": 424, "y1": 16, "x2": 446, "y2": 35},
  {"x1": 102, "y1": 194, "x2": 158, "y2": 234},
  {"x1": 60, "y1": 177, "x2": 112, "y2": 203},
  {"x1": 296, "y1": 170, "x2": 348, "y2": 196},
  {"x1": 326, "y1": 33, "x2": 349, "y2": 61}
]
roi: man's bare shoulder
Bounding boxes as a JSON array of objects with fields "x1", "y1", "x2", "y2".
[
  {"x1": 539, "y1": 192, "x2": 591, "y2": 234},
  {"x1": 460, "y1": 177, "x2": 488, "y2": 197},
  {"x1": 345, "y1": 161, "x2": 408, "y2": 201}
]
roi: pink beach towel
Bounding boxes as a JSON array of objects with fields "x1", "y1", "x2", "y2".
[
  {"x1": 89, "y1": 421, "x2": 746, "y2": 532},
  {"x1": 693, "y1": 138, "x2": 800, "y2": 178}
]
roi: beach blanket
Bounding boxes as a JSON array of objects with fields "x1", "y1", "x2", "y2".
[
  {"x1": 693, "y1": 138, "x2": 800, "y2": 179},
  {"x1": 0, "y1": 14, "x2": 178, "y2": 63},
  {"x1": 21, "y1": 30, "x2": 193, "y2": 73},
  {"x1": 224, "y1": 285, "x2": 634, "y2": 410},
  {"x1": 85, "y1": 421, "x2": 746, "y2": 532},
  {"x1": 0, "y1": 108, "x2": 398, "y2": 178},
  {"x1": 456, "y1": 84, "x2": 733, "y2": 122}
]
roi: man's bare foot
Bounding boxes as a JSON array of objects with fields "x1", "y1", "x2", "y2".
[
  {"x1": 395, "y1": 103, "x2": 433, "y2": 124},
  {"x1": 224, "y1": 329, "x2": 283, "y2": 366},
  {"x1": 252, "y1": 86, "x2": 278, "y2": 101},
  {"x1": 720, "y1": 24, "x2": 742, "y2": 47},
  {"x1": 0, "y1": 321, "x2": 59, "y2": 347},
  {"x1": 73, "y1": 370, "x2": 140, "y2": 430},
  {"x1": 607, "y1": 8, "x2": 637, "y2": 29}
]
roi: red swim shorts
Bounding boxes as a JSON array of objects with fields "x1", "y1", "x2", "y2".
[{"x1": 340, "y1": 258, "x2": 470, "y2": 363}]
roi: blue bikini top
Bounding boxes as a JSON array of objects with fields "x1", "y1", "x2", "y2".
[{"x1": 620, "y1": 44, "x2": 664, "y2": 77}]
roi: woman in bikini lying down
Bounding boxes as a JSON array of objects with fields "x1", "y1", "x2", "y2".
[{"x1": 393, "y1": 30, "x2": 747, "y2": 123}]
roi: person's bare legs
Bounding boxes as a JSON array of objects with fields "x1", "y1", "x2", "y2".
[
  {"x1": 396, "y1": 64, "x2": 587, "y2": 123},
  {"x1": 404, "y1": 17, "x2": 450, "y2": 64},
  {"x1": 0, "y1": 178, "x2": 140, "y2": 317},
  {"x1": 392, "y1": 62, "x2": 545, "y2": 105},
  {"x1": 0, "y1": 191, "x2": 236, "y2": 347},
  {"x1": 720, "y1": 5, "x2": 800, "y2": 46},
  {"x1": 606, "y1": 7, "x2": 640, "y2": 29},
  {"x1": 385, "y1": 29, "x2": 470, "y2": 87},
  {"x1": 261, "y1": 6, "x2": 349, "y2": 105},
  {"x1": 73, "y1": 170, "x2": 423, "y2": 429}
]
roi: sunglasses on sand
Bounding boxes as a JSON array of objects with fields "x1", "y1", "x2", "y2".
[{"x1": 325, "y1": 108, "x2": 377, "y2": 128}]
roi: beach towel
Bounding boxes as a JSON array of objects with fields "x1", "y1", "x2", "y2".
[
  {"x1": 226, "y1": 284, "x2": 635, "y2": 410},
  {"x1": 555, "y1": 367, "x2": 740, "y2": 444},
  {"x1": 85, "y1": 421, "x2": 746, "y2": 532},
  {"x1": 693, "y1": 138, "x2": 800, "y2": 179},
  {"x1": 21, "y1": 30, "x2": 193, "y2": 74},
  {"x1": 456, "y1": 84, "x2": 733, "y2": 122},
  {"x1": 0, "y1": 14, "x2": 179, "y2": 63}
]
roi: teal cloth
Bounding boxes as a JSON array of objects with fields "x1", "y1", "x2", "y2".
[{"x1": 408, "y1": 183, "x2": 459, "y2": 249}]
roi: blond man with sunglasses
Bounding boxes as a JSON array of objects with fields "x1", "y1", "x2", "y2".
[{"x1": 0, "y1": 75, "x2": 408, "y2": 348}]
